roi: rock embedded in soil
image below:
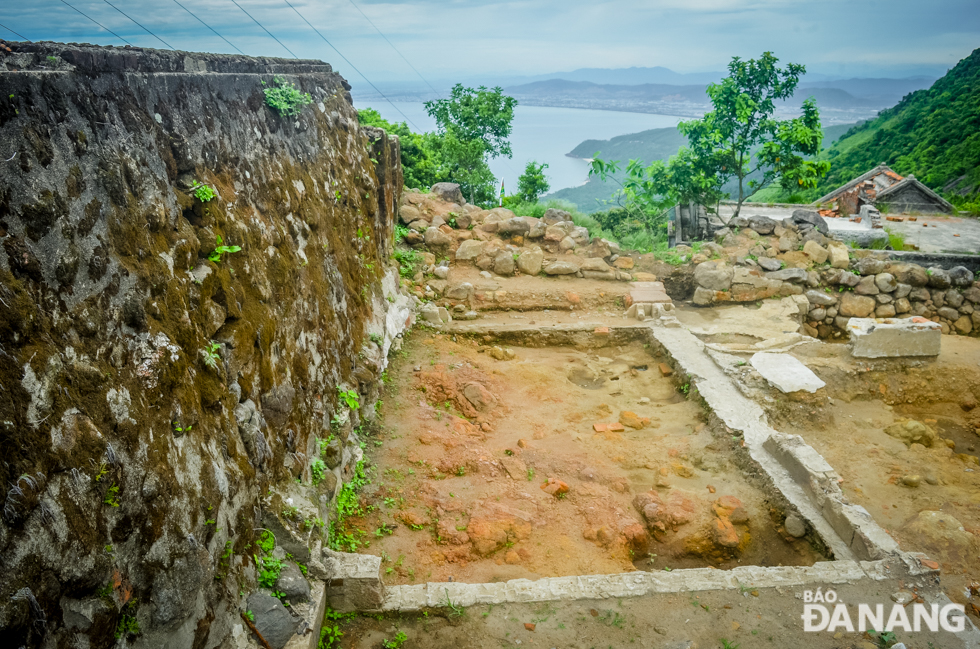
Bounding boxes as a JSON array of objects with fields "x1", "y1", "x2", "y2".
[
  {"x1": 784, "y1": 514, "x2": 806, "y2": 538},
  {"x1": 884, "y1": 419, "x2": 938, "y2": 447},
  {"x1": 540, "y1": 477, "x2": 569, "y2": 497},
  {"x1": 275, "y1": 562, "x2": 311, "y2": 604}
]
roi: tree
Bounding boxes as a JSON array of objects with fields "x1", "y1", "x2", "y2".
[
  {"x1": 516, "y1": 161, "x2": 550, "y2": 203},
  {"x1": 357, "y1": 108, "x2": 446, "y2": 191},
  {"x1": 424, "y1": 85, "x2": 517, "y2": 204},
  {"x1": 680, "y1": 52, "x2": 830, "y2": 219}
]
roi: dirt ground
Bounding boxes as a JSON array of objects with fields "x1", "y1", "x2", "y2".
[
  {"x1": 338, "y1": 329, "x2": 824, "y2": 591},
  {"x1": 762, "y1": 336, "x2": 980, "y2": 620},
  {"x1": 334, "y1": 580, "x2": 971, "y2": 649}
]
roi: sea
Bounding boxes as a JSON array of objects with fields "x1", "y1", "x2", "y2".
[{"x1": 351, "y1": 100, "x2": 685, "y2": 196}]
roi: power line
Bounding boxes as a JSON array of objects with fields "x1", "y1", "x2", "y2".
[
  {"x1": 345, "y1": 0, "x2": 441, "y2": 98},
  {"x1": 281, "y1": 0, "x2": 423, "y2": 132},
  {"x1": 0, "y1": 23, "x2": 31, "y2": 42},
  {"x1": 57, "y1": 0, "x2": 133, "y2": 46},
  {"x1": 229, "y1": 0, "x2": 299, "y2": 59},
  {"x1": 172, "y1": 0, "x2": 244, "y2": 55},
  {"x1": 102, "y1": 0, "x2": 175, "y2": 50}
]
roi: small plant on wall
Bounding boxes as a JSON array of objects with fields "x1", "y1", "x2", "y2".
[
  {"x1": 263, "y1": 76, "x2": 313, "y2": 117},
  {"x1": 190, "y1": 180, "x2": 216, "y2": 202}
]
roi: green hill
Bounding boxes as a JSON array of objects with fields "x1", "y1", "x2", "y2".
[
  {"x1": 813, "y1": 47, "x2": 980, "y2": 204},
  {"x1": 549, "y1": 122, "x2": 855, "y2": 212}
]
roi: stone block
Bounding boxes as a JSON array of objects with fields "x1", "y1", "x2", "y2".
[
  {"x1": 846, "y1": 317, "x2": 941, "y2": 358},
  {"x1": 750, "y1": 352, "x2": 826, "y2": 394},
  {"x1": 802, "y1": 240, "x2": 828, "y2": 264},
  {"x1": 322, "y1": 550, "x2": 385, "y2": 612}
]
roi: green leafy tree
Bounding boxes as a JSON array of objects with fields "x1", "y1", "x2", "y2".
[
  {"x1": 516, "y1": 161, "x2": 550, "y2": 203},
  {"x1": 357, "y1": 108, "x2": 446, "y2": 190},
  {"x1": 680, "y1": 52, "x2": 830, "y2": 219},
  {"x1": 424, "y1": 85, "x2": 517, "y2": 204}
]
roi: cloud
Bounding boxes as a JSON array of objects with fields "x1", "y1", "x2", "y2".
[{"x1": 1, "y1": 0, "x2": 976, "y2": 81}]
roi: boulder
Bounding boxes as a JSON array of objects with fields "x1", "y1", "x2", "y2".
[
  {"x1": 444, "y1": 282, "x2": 474, "y2": 300},
  {"x1": 399, "y1": 205, "x2": 420, "y2": 224},
  {"x1": 559, "y1": 236, "x2": 576, "y2": 251},
  {"x1": 874, "y1": 273, "x2": 897, "y2": 292},
  {"x1": 493, "y1": 252, "x2": 516, "y2": 276},
  {"x1": 827, "y1": 243, "x2": 850, "y2": 269},
  {"x1": 455, "y1": 239, "x2": 485, "y2": 261},
  {"x1": 747, "y1": 215, "x2": 777, "y2": 235},
  {"x1": 693, "y1": 260, "x2": 734, "y2": 291},
  {"x1": 838, "y1": 293, "x2": 876, "y2": 317},
  {"x1": 587, "y1": 238, "x2": 612, "y2": 259},
  {"x1": 275, "y1": 563, "x2": 311, "y2": 604},
  {"x1": 949, "y1": 266, "x2": 973, "y2": 287},
  {"x1": 543, "y1": 260, "x2": 579, "y2": 275},
  {"x1": 542, "y1": 208, "x2": 572, "y2": 225},
  {"x1": 888, "y1": 263, "x2": 929, "y2": 286},
  {"x1": 803, "y1": 239, "x2": 830, "y2": 264},
  {"x1": 580, "y1": 258, "x2": 612, "y2": 272},
  {"x1": 900, "y1": 511, "x2": 977, "y2": 568},
  {"x1": 424, "y1": 227, "x2": 452, "y2": 248},
  {"x1": 784, "y1": 514, "x2": 806, "y2": 538},
  {"x1": 854, "y1": 257, "x2": 886, "y2": 276},
  {"x1": 837, "y1": 270, "x2": 861, "y2": 287},
  {"x1": 544, "y1": 224, "x2": 571, "y2": 242},
  {"x1": 246, "y1": 592, "x2": 299, "y2": 649},
  {"x1": 527, "y1": 220, "x2": 546, "y2": 239},
  {"x1": 757, "y1": 257, "x2": 782, "y2": 272},
  {"x1": 945, "y1": 288, "x2": 964, "y2": 308},
  {"x1": 430, "y1": 182, "x2": 464, "y2": 205},
  {"x1": 926, "y1": 267, "x2": 952, "y2": 289},
  {"x1": 765, "y1": 268, "x2": 807, "y2": 283},
  {"x1": 497, "y1": 217, "x2": 530, "y2": 236},
  {"x1": 855, "y1": 275, "x2": 880, "y2": 295},
  {"x1": 517, "y1": 249, "x2": 544, "y2": 276},
  {"x1": 791, "y1": 209, "x2": 830, "y2": 235}
]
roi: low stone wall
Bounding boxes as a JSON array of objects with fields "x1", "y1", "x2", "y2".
[{"x1": 690, "y1": 214, "x2": 979, "y2": 338}]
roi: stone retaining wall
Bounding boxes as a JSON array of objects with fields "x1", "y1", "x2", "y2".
[{"x1": 690, "y1": 214, "x2": 979, "y2": 338}]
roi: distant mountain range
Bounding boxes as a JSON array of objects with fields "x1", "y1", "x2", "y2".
[{"x1": 502, "y1": 76, "x2": 936, "y2": 124}]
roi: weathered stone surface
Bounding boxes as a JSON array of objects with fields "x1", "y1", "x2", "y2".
[
  {"x1": 455, "y1": 239, "x2": 485, "y2": 261},
  {"x1": 462, "y1": 382, "x2": 497, "y2": 411},
  {"x1": 847, "y1": 317, "x2": 941, "y2": 358},
  {"x1": 580, "y1": 258, "x2": 612, "y2": 272},
  {"x1": 945, "y1": 288, "x2": 964, "y2": 308},
  {"x1": 445, "y1": 282, "x2": 475, "y2": 300},
  {"x1": 938, "y1": 306, "x2": 960, "y2": 321},
  {"x1": 492, "y1": 252, "x2": 516, "y2": 276},
  {"x1": 517, "y1": 249, "x2": 544, "y2": 275},
  {"x1": 854, "y1": 257, "x2": 886, "y2": 276},
  {"x1": 900, "y1": 511, "x2": 976, "y2": 568},
  {"x1": 694, "y1": 261, "x2": 734, "y2": 291},
  {"x1": 543, "y1": 260, "x2": 579, "y2": 275},
  {"x1": 750, "y1": 352, "x2": 826, "y2": 393},
  {"x1": 586, "y1": 238, "x2": 612, "y2": 259},
  {"x1": 802, "y1": 240, "x2": 829, "y2": 264},
  {"x1": 875, "y1": 304, "x2": 896, "y2": 318},
  {"x1": 559, "y1": 235, "x2": 577, "y2": 251},
  {"x1": 838, "y1": 293, "x2": 876, "y2": 318},
  {"x1": 953, "y1": 315, "x2": 973, "y2": 334},
  {"x1": 399, "y1": 204, "x2": 420, "y2": 224},
  {"x1": 323, "y1": 550, "x2": 385, "y2": 612},
  {"x1": 894, "y1": 297, "x2": 911, "y2": 313}
]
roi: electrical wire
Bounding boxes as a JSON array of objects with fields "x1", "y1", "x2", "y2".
[
  {"x1": 102, "y1": 0, "x2": 175, "y2": 50},
  {"x1": 345, "y1": 0, "x2": 440, "y2": 98},
  {"x1": 229, "y1": 0, "x2": 299, "y2": 59},
  {"x1": 171, "y1": 0, "x2": 244, "y2": 55},
  {"x1": 281, "y1": 0, "x2": 422, "y2": 132},
  {"x1": 57, "y1": 0, "x2": 133, "y2": 46},
  {"x1": 0, "y1": 22, "x2": 32, "y2": 42}
]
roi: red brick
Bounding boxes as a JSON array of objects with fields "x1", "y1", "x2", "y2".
[{"x1": 658, "y1": 363, "x2": 673, "y2": 377}]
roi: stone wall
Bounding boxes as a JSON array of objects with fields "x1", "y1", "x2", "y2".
[
  {"x1": 0, "y1": 42, "x2": 408, "y2": 648},
  {"x1": 690, "y1": 213, "x2": 979, "y2": 338}
]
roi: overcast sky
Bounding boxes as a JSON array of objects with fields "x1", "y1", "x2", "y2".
[{"x1": 2, "y1": 0, "x2": 978, "y2": 84}]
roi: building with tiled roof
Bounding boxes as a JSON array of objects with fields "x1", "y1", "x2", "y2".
[{"x1": 814, "y1": 163, "x2": 954, "y2": 214}]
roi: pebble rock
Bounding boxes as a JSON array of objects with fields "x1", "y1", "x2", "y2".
[{"x1": 890, "y1": 592, "x2": 915, "y2": 605}]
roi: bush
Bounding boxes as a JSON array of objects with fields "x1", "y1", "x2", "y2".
[{"x1": 263, "y1": 76, "x2": 313, "y2": 117}]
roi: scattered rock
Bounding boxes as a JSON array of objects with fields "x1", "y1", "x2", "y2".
[
  {"x1": 890, "y1": 591, "x2": 915, "y2": 605},
  {"x1": 455, "y1": 239, "x2": 485, "y2": 261},
  {"x1": 540, "y1": 478, "x2": 569, "y2": 497},
  {"x1": 275, "y1": 562, "x2": 310, "y2": 604},
  {"x1": 517, "y1": 249, "x2": 544, "y2": 275},
  {"x1": 802, "y1": 240, "x2": 828, "y2": 264},
  {"x1": 493, "y1": 252, "x2": 516, "y2": 276},
  {"x1": 499, "y1": 455, "x2": 527, "y2": 480},
  {"x1": 901, "y1": 475, "x2": 921, "y2": 488},
  {"x1": 784, "y1": 514, "x2": 806, "y2": 538},
  {"x1": 694, "y1": 260, "x2": 734, "y2": 291},
  {"x1": 757, "y1": 257, "x2": 782, "y2": 271},
  {"x1": 747, "y1": 215, "x2": 777, "y2": 234},
  {"x1": 524, "y1": 622, "x2": 536, "y2": 631},
  {"x1": 424, "y1": 227, "x2": 452, "y2": 248},
  {"x1": 462, "y1": 382, "x2": 497, "y2": 412},
  {"x1": 792, "y1": 209, "x2": 830, "y2": 235}
]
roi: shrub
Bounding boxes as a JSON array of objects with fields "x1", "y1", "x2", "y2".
[{"x1": 263, "y1": 76, "x2": 313, "y2": 117}]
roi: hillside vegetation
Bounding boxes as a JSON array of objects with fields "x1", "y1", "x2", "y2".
[
  {"x1": 811, "y1": 47, "x2": 980, "y2": 206},
  {"x1": 550, "y1": 123, "x2": 853, "y2": 212}
]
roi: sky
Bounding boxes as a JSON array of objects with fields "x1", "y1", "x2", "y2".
[{"x1": 1, "y1": 0, "x2": 978, "y2": 87}]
